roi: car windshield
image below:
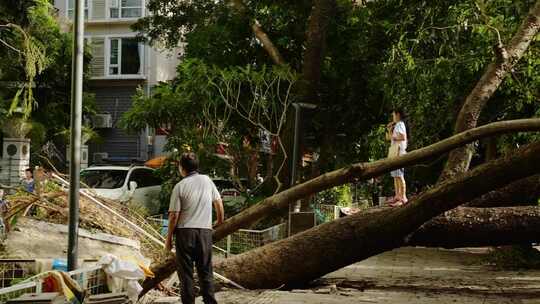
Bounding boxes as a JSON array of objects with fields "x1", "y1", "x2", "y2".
[
  {"x1": 81, "y1": 169, "x2": 128, "y2": 189},
  {"x1": 212, "y1": 179, "x2": 235, "y2": 191},
  {"x1": 213, "y1": 179, "x2": 248, "y2": 192}
]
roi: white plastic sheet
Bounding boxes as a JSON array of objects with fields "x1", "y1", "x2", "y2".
[{"x1": 98, "y1": 254, "x2": 145, "y2": 302}]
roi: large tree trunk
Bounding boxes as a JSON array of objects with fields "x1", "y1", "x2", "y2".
[
  {"x1": 213, "y1": 142, "x2": 540, "y2": 288},
  {"x1": 140, "y1": 119, "x2": 540, "y2": 294},
  {"x1": 439, "y1": 1, "x2": 540, "y2": 180},
  {"x1": 408, "y1": 206, "x2": 540, "y2": 248},
  {"x1": 276, "y1": 0, "x2": 337, "y2": 191},
  {"x1": 300, "y1": 0, "x2": 336, "y2": 102},
  {"x1": 466, "y1": 174, "x2": 540, "y2": 207},
  {"x1": 343, "y1": 206, "x2": 540, "y2": 248}
]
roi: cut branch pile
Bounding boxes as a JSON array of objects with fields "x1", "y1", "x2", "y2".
[
  {"x1": 5, "y1": 187, "x2": 134, "y2": 237},
  {"x1": 2, "y1": 183, "x2": 163, "y2": 258}
]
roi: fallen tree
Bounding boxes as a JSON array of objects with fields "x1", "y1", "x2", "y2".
[
  {"x1": 466, "y1": 174, "x2": 540, "y2": 207},
  {"x1": 141, "y1": 119, "x2": 540, "y2": 294},
  {"x1": 212, "y1": 142, "x2": 540, "y2": 288},
  {"x1": 139, "y1": 1, "x2": 540, "y2": 293},
  {"x1": 408, "y1": 206, "x2": 540, "y2": 248},
  {"x1": 337, "y1": 205, "x2": 540, "y2": 248},
  {"x1": 213, "y1": 119, "x2": 540, "y2": 242}
]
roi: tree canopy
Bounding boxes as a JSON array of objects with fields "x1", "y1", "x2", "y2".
[{"x1": 127, "y1": 0, "x2": 539, "y2": 195}]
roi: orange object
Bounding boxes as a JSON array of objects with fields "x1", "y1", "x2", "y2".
[{"x1": 145, "y1": 156, "x2": 168, "y2": 168}]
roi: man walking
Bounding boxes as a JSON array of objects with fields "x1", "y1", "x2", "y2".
[{"x1": 165, "y1": 152, "x2": 225, "y2": 304}]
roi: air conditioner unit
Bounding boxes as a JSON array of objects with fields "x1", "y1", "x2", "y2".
[
  {"x1": 93, "y1": 152, "x2": 109, "y2": 164},
  {"x1": 92, "y1": 114, "x2": 113, "y2": 129}
]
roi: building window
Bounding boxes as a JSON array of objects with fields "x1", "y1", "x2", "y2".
[
  {"x1": 109, "y1": 0, "x2": 143, "y2": 19},
  {"x1": 108, "y1": 38, "x2": 143, "y2": 76},
  {"x1": 67, "y1": 0, "x2": 89, "y2": 19}
]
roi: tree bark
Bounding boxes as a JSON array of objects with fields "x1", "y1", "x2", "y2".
[
  {"x1": 333, "y1": 206, "x2": 540, "y2": 248},
  {"x1": 439, "y1": 1, "x2": 540, "y2": 181},
  {"x1": 140, "y1": 119, "x2": 540, "y2": 295},
  {"x1": 466, "y1": 174, "x2": 540, "y2": 207},
  {"x1": 300, "y1": 0, "x2": 337, "y2": 102},
  {"x1": 276, "y1": 0, "x2": 337, "y2": 191},
  {"x1": 213, "y1": 142, "x2": 540, "y2": 288},
  {"x1": 408, "y1": 206, "x2": 540, "y2": 248}
]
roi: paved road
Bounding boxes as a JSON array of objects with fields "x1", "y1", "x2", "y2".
[{"x1": 189, "y1": 247, "x2": 540, "y2": 304}]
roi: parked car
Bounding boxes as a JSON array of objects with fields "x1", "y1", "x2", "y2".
[
  {"x1": 212, "y1": 178, "x2": 248, "y2": 205},
  {"x1": 80, "y1": 165, "x2": 162, "y2": 214}
]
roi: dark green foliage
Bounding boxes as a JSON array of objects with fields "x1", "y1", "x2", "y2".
[
  {"x1": 122, "y1": 59, "x2": 297, "y2": 209},
  {"x1": 132, "y1": 0, "x2": 539, "y2": 195},
  {"x1": 0, "y1": 0, "x2": 96, "y2": 165}
]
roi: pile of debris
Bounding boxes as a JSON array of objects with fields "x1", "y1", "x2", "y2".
[
  {"x1": 7, "y1": 191, "x2": 130, "y2": 237},
  {"x1": 1, "y1": 177, "x2": 164, "y2": 259}
]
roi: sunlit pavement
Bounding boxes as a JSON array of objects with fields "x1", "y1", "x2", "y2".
[{"x1": 196, "y1": 247, "x2": 540, "y2": 304}]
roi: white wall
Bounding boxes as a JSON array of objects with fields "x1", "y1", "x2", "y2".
[
  {"x1": 153, "y1": 135, "x2": 168, "y2": 157},
  {"x1": 54, "y1": 0, "x2": 67, "y2": 15},
  {"x1": 147, "y1": 47, "x2": 180, "y2": 85}
]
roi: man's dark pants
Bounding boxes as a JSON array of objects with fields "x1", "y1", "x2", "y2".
[{"x1": 175, "y1": 228, "x2": 218, "y2": 304}]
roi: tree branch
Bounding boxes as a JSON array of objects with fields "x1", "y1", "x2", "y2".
[
  {"x1": 440, "y1": 0, "x2": 540, "y2": 181},
  {"x1": 251, "y1": 20, "x2": 286, "y2": 66},
  {"x1": 214, "y1": 118, "x2": 540, "y2": 241},
  {"x1": 228, "y1": 0, "x2": 286, "y2": 65}
]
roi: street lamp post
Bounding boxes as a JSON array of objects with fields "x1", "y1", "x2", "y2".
[
  {"x1": 67, "y1": 0, "x2": 85, "y2": 271},
  {"x1": 290, "y1": 102, "x2": 317, "y2": 190},
  {"x1": 288, "y1": 102, "x2": 317, "y2": 236}
]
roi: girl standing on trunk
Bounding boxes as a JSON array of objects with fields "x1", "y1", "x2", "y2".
[{"x1": 386, "y1": 109, "x2": 408, "y2": 206}]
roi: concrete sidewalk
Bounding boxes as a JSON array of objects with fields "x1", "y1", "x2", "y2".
[{"x1": 190, "y1": 247, "x2": 540, "y2": 304}]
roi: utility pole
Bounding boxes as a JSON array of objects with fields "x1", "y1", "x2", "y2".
[{"x1": 68, "y1": 0, "x2": 85, "y2": 271}]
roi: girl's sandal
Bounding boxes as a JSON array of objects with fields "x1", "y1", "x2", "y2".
[
  {"x1": 386, "y1": 196, "x2": 398, "y2": 204},
  {"x1": 388, "y1": 199, "x2": 403, "y2": 207},
  {"x1": 390, "y1": 199, "x2": 406, "y2": 207}
]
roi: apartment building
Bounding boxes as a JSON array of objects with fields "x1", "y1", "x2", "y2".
[{"x1": 54, "y1": 0, "x2": 179, "y2": 163}]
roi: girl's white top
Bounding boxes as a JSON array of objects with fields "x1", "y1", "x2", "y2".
[{"x1": 391, "y1": 121, "x2": 407, "y2": 154}]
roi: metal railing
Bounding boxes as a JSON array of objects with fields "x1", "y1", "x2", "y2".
[
  {"x1": 0, "y1": 265, "x2": 107, "y2": 303},
  {"x1": 0, "y1": 260, "x2": 35, "y2": 289},
  {"x1": 314, "y1": 204, "x2": 340, "y2": 224},
  {"x1": 215, "y1": 223, "x2": 287, "y2": 255},
  {"x1": 212, "y1": 207, "x2": 340, "y2": 257}
]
